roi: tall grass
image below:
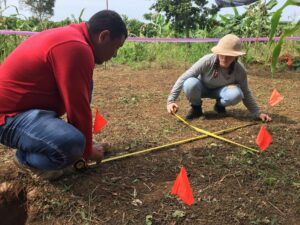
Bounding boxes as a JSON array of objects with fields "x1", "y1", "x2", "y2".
[
  {"x1": 0, "y1": 34, "x2": 298, "y2": 69},
  {"x1": 0, "y1": 35, "x2": 26, "y2": 61},
  {"x1": 109, "y1": 40, "x2": 298, "y2": 69},
  {"x1": 110, "y1": 42, "x2": 214, "y2": 68}
]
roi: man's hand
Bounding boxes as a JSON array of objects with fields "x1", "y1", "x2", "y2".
[
  {"x1": 167, "y1": 103, "x2": 179, "y2": 114},
  {"x1": 259, "y1": 113, "x2": 272, "y2": 122},
  {"x1": 86, "y1": 144, "x2": 105, "y2": 162}
]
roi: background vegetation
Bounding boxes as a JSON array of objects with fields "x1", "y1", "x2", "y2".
[{"x1": 0, "y1": 0, "x2": 299, "y2": 71}]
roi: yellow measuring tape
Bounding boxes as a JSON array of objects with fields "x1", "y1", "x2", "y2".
[
  {"x1": 76, "y1": 121, "x2": 256, "y2": 169},
  {"x1": 174, "y1": 114, "x2": 259, "y2": 154}
]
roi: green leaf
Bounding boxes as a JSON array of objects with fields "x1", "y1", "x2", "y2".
[
  {"x1": 264, "y1": 177, "x2": 277, "y2": 186},
  {"x1": 172, "y1": 210, "x2": 186, "y2": 218},
  {"x1": 271, "y1": 39, "x2": 283, "y2": 73},
  {"x1": 270, "y1": 9, "x2": 283, "y2": 39},
  {"x1": 219, "y1": 15, "x2": 230, "y2": 23},
  {"x1": 78, "y1": 8, "x2": 85, "y2": 22},
  {"x1": 232, "y1": 6, "x2": 239, "y2": 17},
  {"x1": 269, "y1": 0, "x2": 295, "y2": 40},
  {"x1": 290, "y1": 0, "x2": 300, "y2": 5},
  {"x1": 145, "y1": 215, "x2": 153, "y2": 225},
  {"x1": 282, "y1": 21, "x2": 300, "y2": 38},
  {"x1": 266, "y1": 0, "x2": 278, "y2": 10}
]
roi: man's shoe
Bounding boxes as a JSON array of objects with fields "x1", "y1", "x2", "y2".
[
  {"x1": 185, "y1": 105, "x2": 203, "y2": 120},
  {"x1": 214, "y1": 102, "x2": 226, "y2": 114},
  {"x1": 13, "y1": 158, "x2": 65, "y2": 181}
]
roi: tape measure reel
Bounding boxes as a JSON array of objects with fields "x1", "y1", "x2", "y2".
[{"x1": 73, "y1": 158, "x2": 87, "y2": 171}]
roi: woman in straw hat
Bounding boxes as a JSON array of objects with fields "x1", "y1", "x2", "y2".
[{"x1": 167, "y1": 34, "x2": 272, "y2": 122}]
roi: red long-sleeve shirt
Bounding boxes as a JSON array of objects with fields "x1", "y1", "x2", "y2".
[{"x1": 0, "y1": 22, "x2": 95, "y2": 158}]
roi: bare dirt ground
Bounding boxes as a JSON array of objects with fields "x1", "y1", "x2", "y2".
[{"x1": 0, "y1": 64, "x2": 299, "y2": 225}]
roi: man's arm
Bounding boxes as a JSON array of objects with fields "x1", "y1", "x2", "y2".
[{"x1": 48, "y1": 41, "x2": 95, "y2": 158}]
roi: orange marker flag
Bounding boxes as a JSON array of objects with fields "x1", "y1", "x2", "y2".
[
  {"x1": 287, "y1": 58, "x2": 293, "y2": 67},
  {"x1": 256, "y1": 126, "x2": 272, "y2": 151},
  {"x1": 268, "y1": 88, "x2": 283, "y2": 106},
  {"x1": 171, "y1": 167, "x2": 194, "y2": 205},
  {"x1": 93, "y1": 109, "x2": 107, "y2": 134}
]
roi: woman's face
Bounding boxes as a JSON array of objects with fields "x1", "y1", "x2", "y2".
[{"x1": 218, "y1": 55, "x2": 237, "y2": 68}]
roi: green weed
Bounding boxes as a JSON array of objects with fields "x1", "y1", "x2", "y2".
[{"x1": 263, "y1": 177, "x2": 278, "y2": 186}]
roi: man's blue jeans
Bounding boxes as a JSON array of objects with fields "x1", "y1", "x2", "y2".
[
  {"x1": 183, "y1": 77, "x2": 244, "y2": 106},
  {"x1": 0, "y1": 110, "x2": 85, "y2": 170}
]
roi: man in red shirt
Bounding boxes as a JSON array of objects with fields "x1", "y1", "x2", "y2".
[{"x1": 0, "y1": 10, "x2": 127, "y2": 180}]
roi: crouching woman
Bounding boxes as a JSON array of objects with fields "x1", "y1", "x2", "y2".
[{"x1": 167, "y1": 34, "x2": 271, "y2": 122}]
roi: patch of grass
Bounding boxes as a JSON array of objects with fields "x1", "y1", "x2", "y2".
[
  {"x1": 263, "y1": 177, "x2": 278, "y2": 187},
  {"x1": 225, "y1": 154, "x2": 241, "y2": 167},
  {"x1": 115, "y1": 95, "x2": 140, "y2": 105},
  {"x1": 162, "y1": 127, "x2": 177, "y2": 135},
  {"x1": 250, "y1": 217, "x2": 278, "y2": 225}
]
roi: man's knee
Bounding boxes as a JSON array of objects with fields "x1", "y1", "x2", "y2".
[{"x1": 59, "y1": 131, "x2": 85, "y2": 166}]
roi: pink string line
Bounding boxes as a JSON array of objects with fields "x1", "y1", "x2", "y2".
[{"x1": 1, "y1": 29, "x2": 299, "y2": 43}]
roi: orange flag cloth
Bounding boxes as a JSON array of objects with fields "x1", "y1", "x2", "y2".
[
  {"x1": 171, "y1": 167, "x2": 194, "y2": 205},
  {"x1": 93, "y1": 109, "x2": 107, "y2": 134},
  {"x1": 256, "y1": 126, "x2": 272, "y2": 151},
  {"x1": 268, "y1": 88, "x2": 283, "y2": 106},
  {"x1": 287, "y1": 58, "x2": 293, "y2": 67}
]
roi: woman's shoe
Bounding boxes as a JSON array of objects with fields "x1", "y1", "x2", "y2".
[
  {"x1": 214, "y1": 102, "x2": 226, "y2": 114},
  {"x1": 185, "y1": 105, "x2": 203, "y2": 120}
]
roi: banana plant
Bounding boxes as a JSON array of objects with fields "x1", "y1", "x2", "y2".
[
  {"x1": 70, "y1": 8, "x2": 85, "y2": 23},
  {"x1": 0, "y1": 0, "x2": 19, "y2": 17},
  {"x1": 0, "y1": 0, "x2": 7, "y2": 15},
  {"x1": 218, "y1": 0, "x2": 277, "y2": 38}
]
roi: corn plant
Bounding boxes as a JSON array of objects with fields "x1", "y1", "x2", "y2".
[
  {"x1": 143, "y1": 13, "x2": 174, "y2": 37},
  {"x1": 269, "y1": 0, "x2": 300, "y2": 73}
]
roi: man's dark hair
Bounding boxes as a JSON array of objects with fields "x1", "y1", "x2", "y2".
[{"x1": 87, "y1": 10, "x2": 128, "y2": 39}]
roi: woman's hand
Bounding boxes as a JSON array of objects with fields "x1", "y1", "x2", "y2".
[
  {"x1": 86, "y1": 144, "x2": 105, "y2": 162},
  {"x1": 167, "y1": 103, "x2": 179, "y2": 114},
  {"x1": 259, "y1": 113, "x2": 272, "y2": 122}
]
